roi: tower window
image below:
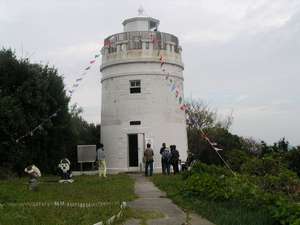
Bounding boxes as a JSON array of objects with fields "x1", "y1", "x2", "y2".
[
  {"x1": 130, "y1": 80, "x2": 141, "y2": 93},
  {"x1": 130, "y1": 121, "x2": 141, "y2": 125}
]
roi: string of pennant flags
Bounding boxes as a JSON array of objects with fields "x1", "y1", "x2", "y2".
[
  {"x1": 158, "y1": 53, "x2": 235, "y2": 175},
  {"x1": 15, "y1": 52, "x2": 101, "y2": 143},
  {"x1": 68, "y1": 54, "x2": 100, "y2": 97},
  {"x1": 159, "y1": 54, "x2": 187, "y2": 111},
  {"x1": 199, "y1": 129, "x2": 235, "y2": 176}
]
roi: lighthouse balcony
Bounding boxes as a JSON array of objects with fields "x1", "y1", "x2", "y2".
[{"x1": 101, "y1": 31, "x2": 183, "y2": 69}]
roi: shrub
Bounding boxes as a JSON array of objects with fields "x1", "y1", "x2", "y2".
[
  {"x1": 269, "y1": 198, "x2": 300, "y2": 225},
  {"x1": 241, "y1": 156, "x2": 300, "y2": 195},
  {"x1": 224, "y1": 149, "x2": 252, "y2": 172},
  {"x1": 190, "y1": 161, "x2": 232, "y2": 177},
  {"x1": 183, "y1": 162, "x2": 300, "y2": 225},
  {"x1": 241, "y1": 156, "x2": 282, "y2": 176}
]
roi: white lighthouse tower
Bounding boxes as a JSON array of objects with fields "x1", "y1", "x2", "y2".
[{"x1": 100, "y1": 13, "x2": 188, "y2": 173}]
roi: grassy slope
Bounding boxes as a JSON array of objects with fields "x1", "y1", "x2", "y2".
[
  {"x1": 0, "y1": 174, "x2": 135, "y2": 225},
  {"x1": 151, "y1": 174, "x2": 276, "y2": 225}
]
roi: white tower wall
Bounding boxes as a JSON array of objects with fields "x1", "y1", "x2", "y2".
[{"x1": 100, "y1": 16, "x2": 188, "y2": 173}]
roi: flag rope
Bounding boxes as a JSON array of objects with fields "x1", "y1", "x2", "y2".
[
  {"x1": 159, "y1": 53, "x2": 235, "y2": 175},
  {"x1": 15, "y1": 50, "x2": 102, "y2": 143}
]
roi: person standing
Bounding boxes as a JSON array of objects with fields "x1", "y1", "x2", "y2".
[
  {"x1": 96, "y1": 143, "x2": 107, "y2": 178},
  {"x1": 171, "y1": 145, "x2": 180, "y2": 174},
  {"x1": 162, "y1": 146, "x2": 171, "y2": 175},
  {"x1": 160, "y1": 143, "x2": 167, "y2": 174},
  {"x1": 144, "y1": 143, "x2": 154, "y2": 176}
]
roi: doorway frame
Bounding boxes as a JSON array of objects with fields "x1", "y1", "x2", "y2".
[{"x1": 127, "y1": 133, "x2": 145, "y2": 171}]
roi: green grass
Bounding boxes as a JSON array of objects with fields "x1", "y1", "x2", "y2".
[
  {"x1": 121, "y1": 208, "x2": 165, "y2": 225},
  {"x1": 0, "y1": 174, "x2": 135, "y2": 225},
  {"x1": 151, "y1": 174, "x2": 276, "y2": 225}
]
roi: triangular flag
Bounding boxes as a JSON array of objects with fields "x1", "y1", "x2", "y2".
[
  {"x1": 214, "y1": 147, "x2": 223, "y2": 151},
  {"x1": 179, "y1": 96, "x2": 182, "y2": 104},
  {"x1": 90, "y1": 60, "x2": 96, "y2": 64},
  {"x1": 85, "y1": 66, "x2": 91, "y2": 70},
  {"x1": 94, "y1": 54, "x2": 100, "y2": 58},
  {"x1": 160, "y1": 55, "x2": 165, "y2": 67},
  {"x1": 50, "y1": 112, "x2": 58, "y2": 118},
  {"x1": 171, "y1": 83, "x2": 176, "y2": 91},
  {"x1": 76, "y1": 78, "x2": 83, "y2": 82}
]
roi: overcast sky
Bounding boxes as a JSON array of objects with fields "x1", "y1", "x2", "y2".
[{"x1": 1, "y1": 0, "x2": 299, "y2": 146}]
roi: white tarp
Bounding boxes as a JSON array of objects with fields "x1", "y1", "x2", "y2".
[{"x1": 77, "y1": 145, "x2": 96, "y2": 163}]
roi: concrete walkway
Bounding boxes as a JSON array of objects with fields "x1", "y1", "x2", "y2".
[{"x1": 123, "y1": 174, "x2": 214, "y2": 225}]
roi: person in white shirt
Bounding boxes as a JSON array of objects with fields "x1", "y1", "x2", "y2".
[
  {"x1": 24, "y1": 164, "x2": 41, "y2": 191},
  {"x1": 96, "y1": 143, "x2": 107, "y2": 177}
]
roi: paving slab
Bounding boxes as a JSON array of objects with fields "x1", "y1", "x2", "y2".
[{"x1": 124, "y1": 174, "x2": 214, "y2": 225}]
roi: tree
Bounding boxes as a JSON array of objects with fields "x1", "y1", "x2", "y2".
[
  {"x1": 0, "y1": 49, "x2": 72, "y2": 174},
  {"x1": 185, "y1": 99, "x2": 241, "y2": 165},
  {"x1": 0, "y1": 49, "x2": 102, "y2": 176}
]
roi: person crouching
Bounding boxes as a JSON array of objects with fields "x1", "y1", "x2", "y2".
[{"x1": 24, "y1": 165, "x2": 41, "y2": 191}]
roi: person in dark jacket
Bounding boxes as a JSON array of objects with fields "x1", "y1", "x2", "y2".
[
  {"x1": 170, "y1": 145, "x2": 180, "y2": 174},
  {"x1": 160, "y1": 143, "x2": 167, "y2": 174},
  {"x1": 144, "y1": 143, "x2": 154, "y2": 176},
  {"x1": 161, "y1": 146, "x2": 171, "y2": 175}
]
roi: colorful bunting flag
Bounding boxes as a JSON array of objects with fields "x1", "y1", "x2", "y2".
[
  {"x1": 90, "y1": 60, "x2": 96, "y2": 64},
  {"x1": 171, "y1": 83, "x2": 176, "y2": 91},
  {"x1": 179, "y1": 96, "x2": 182, "y2": 104},
  {"x1": 85, "y1": 66, "x2": 91, "y2": 71},
  {"x1": 160, "y1": 55, "x2": 165, "y2": 67}
]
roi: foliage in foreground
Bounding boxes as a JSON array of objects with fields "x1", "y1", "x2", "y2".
[
  {"x1": 152, "y1": 162, "x2": 300, "y2": 225},
  {"x1": 0, "y1": 174, "x2": 135, "y2": 225},
  {"x1": 152, "y1": 174, "x2": 275, "y2": 225}
]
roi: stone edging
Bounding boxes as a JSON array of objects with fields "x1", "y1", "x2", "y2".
[
  {"x1": 0, "y1": 201, "x2": 119, "y2": 208},
  {"x1": 93, "y1": 201, "x2": 127, "y2": 225}
]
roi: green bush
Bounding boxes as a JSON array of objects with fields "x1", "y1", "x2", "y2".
[
  {"x1": 190, "y1": 161, "x2": 232, "y2": 177},
  {"x1": 269, "y1": 198, "x2": 300, "y2": 225},
  {"x1": 184, "y1": 162, "x2": 300, "y2": 225},
  {"x1": 224, "y1": 149, "x2": 252, "y2": 172},
  {"x1": 241, "y1": 156, "x2": 281, "y2": 176},
  {"x1": 184, "y1": 162, "x2": 267, "y2": 207},
  {"x1": 241, "y1": 156, "x2": 300, "y2": 195}
]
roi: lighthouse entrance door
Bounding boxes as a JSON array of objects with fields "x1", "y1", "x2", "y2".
[{"x1": 128, "y1": 133, "x2": 145, "y2": 171}]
